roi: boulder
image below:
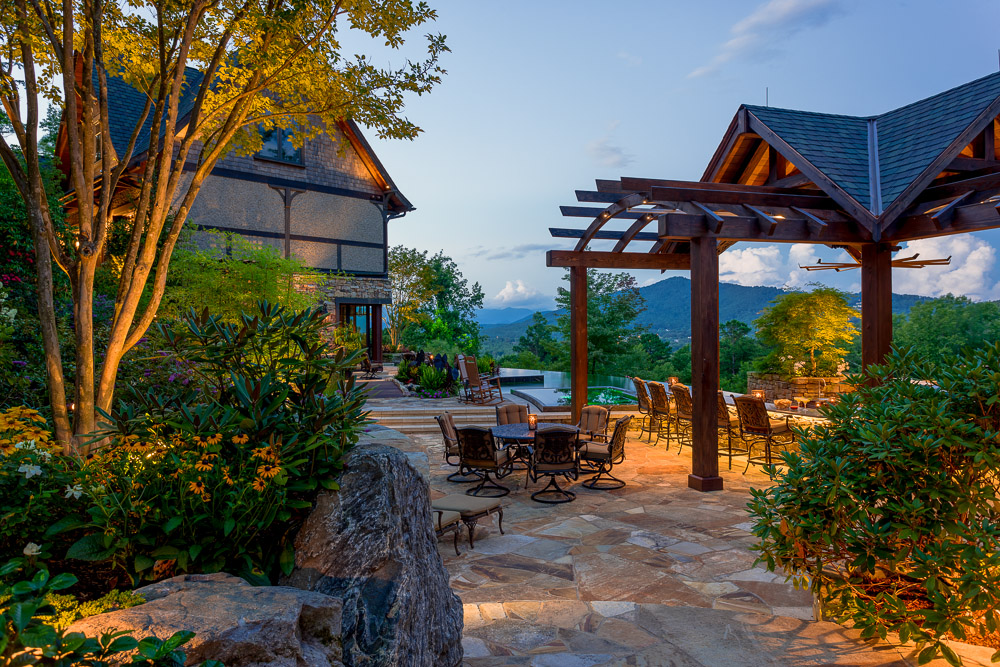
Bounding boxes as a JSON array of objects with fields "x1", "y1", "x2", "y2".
[
  {"x1": 282, "y1": 441, "x2": 463, "y2": 667},
  {"x1": 68, "y1": 572, "x2": 343, "y2": 666}
]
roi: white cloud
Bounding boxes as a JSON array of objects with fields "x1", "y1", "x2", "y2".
[
  {"x1": 586, "y1": 120, "x2": 633, "y2": 168},
  {"x1": 490, "y1": 280, "x2": 543, "y2": 307},
  {"x1": 718, "y1": 245, "x2": 784, "y2": 286},
  {"x1": 785, "y1": 243, "x2": 822, "y2": 288},
  {"x1": 616, "y1": 51, "x2": 642, "y2": 67},
  {"x1": 688, "y1": 0, "x2": 842, "y2": 78},
  {"x1": 893, "y1": 236, "x2": 1000, "y2": 301}
]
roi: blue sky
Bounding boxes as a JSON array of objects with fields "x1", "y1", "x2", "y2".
[{"x1": 366, "y1": 0, "x2": 1000, "y2": 310}]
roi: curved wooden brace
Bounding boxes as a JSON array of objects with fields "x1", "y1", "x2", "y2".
[
  {"x1": 612, "y1": 213, "x2": 660, "y2": 252},
  {"x1": 574, "y1": 192, "x2": 646, "y2": 252}
]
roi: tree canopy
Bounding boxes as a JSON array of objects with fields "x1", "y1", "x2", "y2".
[
  {"x1": 0, "y1": 0, "x2": 447, "y2": 447},
  {"x1": 895, "y1": 295, "x2": 1000, "y2": 362}
]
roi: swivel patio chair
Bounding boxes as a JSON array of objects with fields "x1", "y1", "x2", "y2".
[
  {"x1": 670, "y1": 383, "x2": 694, "y2": 452},
  {"x1": 632, "y1": 378, "x2": 655, "y2": 441},
  {"x1": 733, "y1": 395, "x2": 796, "y2": 478},
  {"x1": 647, "y1": 381, "x2": 673, "y2": 446},
  {"x1": 360, "y1": 354, "x2": 381, "y2": 379},
  {"x1": 576, "y1": 405, "x2": 609, "y2": 443},
  {"x1": 436, "y1": 413, "x2": 480, "y2": 483},
  {"x1": 431, "y1": 493, "x2": 505, "y2": 549},
  {"x1": 456, "y1": 425, "x2": 513, "y2": 497},
  {"x1": 579, "y1": 415, "x2": 632, "y2": 490},
  {"x1": 496, "y1": 403, "x2": 529, "y2": 425},
  {"x1": 527, "y1": 425, "x2": 580, "y2": 504},
  {"x1": 717, "y1": 392, "x2": 747, "y2": 470}
]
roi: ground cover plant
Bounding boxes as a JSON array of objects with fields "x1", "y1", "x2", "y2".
[{"x1": 749, "y1": 344, "x2": 1000, "y2": 665}]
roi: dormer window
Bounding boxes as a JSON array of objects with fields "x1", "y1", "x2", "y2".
[{"x1": 258, "y1": 126, "x2": 303, "y2": 165}]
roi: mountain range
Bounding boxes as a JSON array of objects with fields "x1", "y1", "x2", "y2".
[{"x1": 479, "y1": 276, "x2": 930, "y2": 355}]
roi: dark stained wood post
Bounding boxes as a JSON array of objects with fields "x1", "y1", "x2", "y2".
[
  {"x1": 570, "y1": 266, "x2": 588, "y2": 423},
  {"x1": 371, "y1": 305, "x2": 383, "y2": 363},
  {"x1": 861, "y1": 243, "x2": 893, "y2": 369},
  {"x1": 688, "y1": 237, "x2": 723, "y2": 492}
]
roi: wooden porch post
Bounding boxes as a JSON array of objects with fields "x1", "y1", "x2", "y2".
[
  {"x1": 860, "y1": 243, "x2": 893, "y2": 369},
  {"x1": 371, "y1": 305, "x2": 383, "y2": 363},
  {"x1": 570, "y1": 266, "x2": 588, "y2": 423},
  {"x1": 689, "y1": 237, "x2": 723, "y2": 492}
]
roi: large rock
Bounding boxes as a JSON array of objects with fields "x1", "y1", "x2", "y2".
[
  {"x1": 282, "y1": 441, "x2": 463, "y2": 667},
  {"x1": 68, "y1": 572, "x2": 343, "y2": 666}
]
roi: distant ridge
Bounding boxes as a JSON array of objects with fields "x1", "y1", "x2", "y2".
[{"x1": 480, "y1": 276, "x2": 930, "y2": 354}]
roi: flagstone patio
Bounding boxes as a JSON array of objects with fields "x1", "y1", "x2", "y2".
[{"x1": 376, "y1": 424, "x2": 996, "y2": 666}]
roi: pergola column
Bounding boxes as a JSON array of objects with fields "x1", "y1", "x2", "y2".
[
  {"x1": 688, "y1": 237, "x2": 723, "y2": 492},
  {"x1": 570, "y1": 266, "x2": 588, "y2": 423},
  {"x1": 860, "y1": 243, "x2": 893, "y2": 369}
]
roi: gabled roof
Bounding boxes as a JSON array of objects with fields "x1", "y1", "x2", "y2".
[{"x1": 711, "y1": 71, "x2": 1000, "y2": 227}]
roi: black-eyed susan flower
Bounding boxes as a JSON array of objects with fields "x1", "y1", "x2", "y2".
[
  {"x1": 195, "y1": 458, "x2": 214, "y2": 472},
  {"x1": 188, "y1": 478, "x2": 206, "y2": 494},
  {"x1": 252, "y1": 477, "x2": 267, "y2": 492},
  {"x1": 201, "y1": 492, "x2": 211, "y2": 503},
  {"x1": 222, "y1": 468, "x2": 234, "y2": 486},
  {"x1": 232, "y1": 434, "x2": 249, "y2": 445},
  {"x1": 257, "y1": 463, "x2": 281, "y2": 479},
  {"x1": 207, "y1": 433, "x2": 223, "y2": 445}
]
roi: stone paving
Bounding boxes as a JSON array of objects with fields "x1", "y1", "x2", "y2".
[{"x1": 382, "y1": 424, "x2": 996, "y2": 667}]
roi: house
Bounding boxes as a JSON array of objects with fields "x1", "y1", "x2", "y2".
[{"x1": 56, "y1": 69, "x2": 412, "y2": 363}]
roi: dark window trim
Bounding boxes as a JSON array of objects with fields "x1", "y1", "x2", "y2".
[
  {"x1": 254, "y1": 154, "x2": 306, "y2": 169},
  {"x1": 258, "y1": 126, "x2": 304, "y2": 165}
]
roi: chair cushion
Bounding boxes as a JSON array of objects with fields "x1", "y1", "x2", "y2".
[
  {"x1": 718, "y1": 417, "x2": 739, "y2": 428},
  {"x1": 432, "y1": 494, "x2": 503, "y2": 516},
  {"x1": 578, "y1": 441, "x2": 611, "y2": 457},
  {"x1": 770, "y1": 419, "x2": 791, "y2": 434},
  {"x1": 433, "y1": 510, "x2": 462, "y2": 529},
  {"x1": 534, "y1": 461, "x2": 578, "y2": 472}
]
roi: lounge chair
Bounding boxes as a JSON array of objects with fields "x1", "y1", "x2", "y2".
[
  {"x1": 431, "y1": 493, "x2": 505, "y2": 549},
  {"x1": 579, "y1": 415, "x2": 632, "y2": 489}
]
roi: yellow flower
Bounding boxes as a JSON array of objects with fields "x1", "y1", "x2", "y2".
[
  {"x1": 193, "y1": 436, "x2": 204, "y2": 447},
  {"x1": 257, "y1": 463, "x2": 281, "y2": 479},
  {"x1": 252, "y1": 477, "x2": 267, "y2": 492},
  {"x1": 188, "y1": 478, "x2": 206, "y2": 494},
  {"x1": 222, "y1": 468, "x2": 234, "y2": 486},
  {"x1": 201, "y1": 492, "x2": 211, "y2": 503},
  {"x1": 232, "y1": 434, "x2": 249, "y2": 445},
  {"x1": 207, "y1": 433, "x2": 223, "y2": 445},
  {"x1": 194, "y1": 458, "x2": 214, "y2": 472}
]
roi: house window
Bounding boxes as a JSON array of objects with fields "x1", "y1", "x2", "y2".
[{"x1": 258, "y1": 126, "x2": 303, "y2": 165}]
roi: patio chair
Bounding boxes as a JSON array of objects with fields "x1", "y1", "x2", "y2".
[
  {"x1": 733, "y1": 395, "x2": 796, "y2": 477},
  {"x1": 647, "y1": 381, "x2": 673, "y2": 446},
  {"x1": 455, "y1": 354, "x2": 472, "y2": 402},
  {"x1": 430, "y1": 493, "x2": 505, "y2": 549},
  {"x1": 717, "y1": 392, "x2": 747, "y2": 470},
  {"x1": 464, "y1": 357, "x2": 502, "y2": 404},
  {"x1": 432, "y1": 509, "x2": 463, "y2": 555},
  {"x1": 527, "y1": 425, "x2": 580, "y2": 504},
  {"x1": 576, "y1": 405, "x2": 609, "y2": 443},
  {"x1": 436, "y1": 413, "x2": 479, "y2": 483},
  {"x1": 456, "y1": 425, "x2": 513, "y2": 497},
  {"x1": 670, "y1": 383, "x2": 694, "y2": 452},
  {"x1": 632, "y1": 378, "x2": 655, "y2": 441},
  {"x1": 360, "y1": 353, "x2": 382, "y2": 379},
  {"x1": 579, "y1": 415, "x2": 632, "y2": 490},
  {"x1": 496, "y1": 403, "x2": 529, "y2": 425}
]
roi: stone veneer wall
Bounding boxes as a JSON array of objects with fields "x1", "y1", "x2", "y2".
[
  {"x1": 294, "y1": 275, "x2": 390, "y2": 315},
  {"x1": 746, "y1": 372, "x2": 854, "y2": 401}
]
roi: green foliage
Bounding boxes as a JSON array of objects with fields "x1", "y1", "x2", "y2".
[
  {"x1": 755, "y1": 286, "x2": 859, "y2": 378},
  {"x1": 395, "y1": 359, "x2": 415, "y2": 383},
  {"x1": 720, "y1": 320, "x2": 764, "y2": 392},
  {"x1": 159, "y1": 231, "x2": 327, "y2": 321},
  {"x1": 512, "y1": 313, "x2": 560, "y2": 365},
  {"x1": 400, "y1": 251, "x2": 484, "y2": 354},
  {"x1": 895, "y1": 295, "x2": 1000, "y2": 363},
  {"x1": 387, "y1": 246, "x2": 440, "y2": 350},
  {"x1": 417, "y1": 366, "x2": 450, "y2": 392},
  {"x1": 749, "y1": 345, "x2": 1000, "y2": 666},
  {"x1": 38, "y1": 589, "x2": 144, "y2": 630},
  {"x1": 476, "y1": 355, "x2": 496, "y2": 376},
  {"x1": 555, "y1": 270, "x2": 648, "y2": 376},
  {"x1": 74, "y1": 301, "x2": 368, "y2": 584},
  {"x1": 0, "y1": 560, "x2": 221, "y2": 666},
  {"x1": 331, "y1": 323, "x2": 365, "y2": 356},
  {"x1": 0, "y1": 408, "x2": 85, "y2": 561}
]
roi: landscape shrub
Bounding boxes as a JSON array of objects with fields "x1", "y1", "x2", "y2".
[
  {"x1": 749, "y1": 345, "x2": 1000, "y2": 666},
  {"x1": 0, "y1": 408, "x2": 85, "y2": 559},
  {"x1": 476, "y1": 355, "x2": 496, "y2": 376},
  {"x1": 67, "y1": 301, "x2": 369, "y2": 585},
  {"x1": 1, "y1": 559, "x2": 220, "y2": 666},
  {"x1": 395, "y1": 358, "x2": 415, "y2": 383}
]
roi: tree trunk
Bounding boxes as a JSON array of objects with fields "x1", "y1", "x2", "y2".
[{"x1": 72, "y1": 257, "x2": 98, "y2": 447}]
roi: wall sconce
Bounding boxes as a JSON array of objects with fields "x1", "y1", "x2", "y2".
[
  {"x1": 750, "y1": 389, "x2": 766, "y2": 401},
  {"x1": 527, "y1": 414, "x2": 538, "y2": 431},
  {"x1": 667, "y1": 376, "x2": 679, "y2": 386}
]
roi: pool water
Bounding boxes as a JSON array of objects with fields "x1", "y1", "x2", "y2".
[{"x1": 512, "y1": 385, "x2": 638, "y2": 412}]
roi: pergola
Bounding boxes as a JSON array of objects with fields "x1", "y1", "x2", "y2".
[{"x1": 548, "y1": 72, "x2": 1000, "y2": 492}]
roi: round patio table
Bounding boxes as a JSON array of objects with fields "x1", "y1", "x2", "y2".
[{"x1": 491, "y1": 423, "x2": 537, "y2": 443}]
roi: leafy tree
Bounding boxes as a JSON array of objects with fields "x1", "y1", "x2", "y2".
[
  {"x1": 386, "y1": 245, "x2": 438, "y2": 350},
  {"x1": 555, "y1": 270, "x2": 647, "y2": 376},
  {"x1": 513, "y1": 312, "x2": 559, "y2": 364},
  {"x1": 894, "y1": 294, "x2": 1000, "y2": 362},
  {"x1": 719, "y1": 319, "x2": 764, "y2": 391},
  {"x1": 638, "y1": 332, "x2": 671, "y2": 363},
  {"x1": 754, "y1": 287, "x2": 859, "y2": 378},
  {"x1": 403, "y1": 251, "x2": 484, "y2": 354},
  {"x1": 0, "y1": 0, "x2": 448, "y2": 449}
]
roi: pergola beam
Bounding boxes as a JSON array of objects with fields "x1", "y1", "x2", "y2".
[
  {"x1": 658, "y1": 213, "x2": 865, "y2": 244},
  {"x1": 886, "y1": 198, "x2": 1000, "y2": 241},
  {"x1": 547, "y1": 250, "x2": 691, "y2": 270},
  {"x1": 550, "y1": 227, "x2": 659, "y2": 243},
  {"x1": 648, "y1": 185, "x2": 839, "y2": 209}
]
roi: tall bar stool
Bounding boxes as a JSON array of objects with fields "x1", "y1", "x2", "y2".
[
  {"x1": 646, "y1": 381, "x2": 673, "y2": 446},
  {"x1": 670, "y1": 383, "x2": 694, "y2": 452},
  {"x1": 716, "y1": 393, "x2": 747, "y2": 469},
  {"x1": 632, "y1": 378, "x2": 655, "y2": 441},
  {"x1": 733, "y1": 395, "x2": 796, "y2": 477}
]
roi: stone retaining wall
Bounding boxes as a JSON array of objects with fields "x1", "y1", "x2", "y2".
[{"x1": 747, "y1": 372, "x2": 854, "y2": 401}]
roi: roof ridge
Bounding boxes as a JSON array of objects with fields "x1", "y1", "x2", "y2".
[
  {"x1": 743, "y1": 104, "x2": 868, "y2": 121},
  {"x1": 874, "y1": 70, "x2": 1000, "y2": 120}
]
